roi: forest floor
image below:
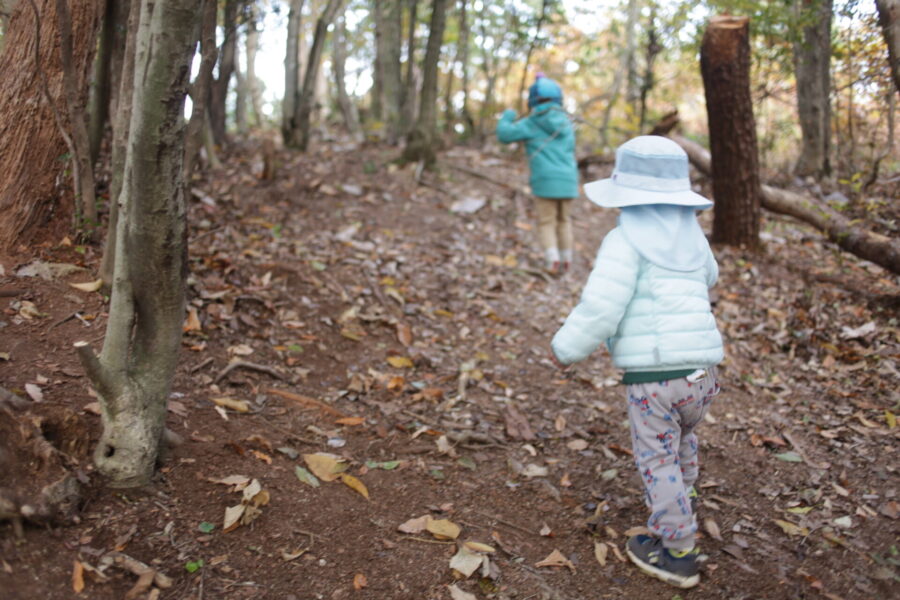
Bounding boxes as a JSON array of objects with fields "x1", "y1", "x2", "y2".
[{"x1": 0, "y1": 139, "x2": 899, "y2": 600}]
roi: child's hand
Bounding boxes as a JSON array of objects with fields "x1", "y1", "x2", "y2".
[{"x1": 549, "y1": 347, "x2": 570, "y2": 371}]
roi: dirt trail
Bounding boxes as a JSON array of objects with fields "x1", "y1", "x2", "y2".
[{"x1": 0, "y1": 142, "x2": 898, "y2": 599}]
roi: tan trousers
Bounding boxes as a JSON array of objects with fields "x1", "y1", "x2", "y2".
[{"x1": 535, "y1": 197, "x2": 574, "y2": 256}]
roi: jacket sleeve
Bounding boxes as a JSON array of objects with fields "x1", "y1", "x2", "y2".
[
  {"x1": 496, "y1": 110, "x2": 535, "y2": 143},
  {"x1": 705, "y1": 247, "x2": 719, "y2": 287},
  {"x1": 551, "y1": 229, "x2": 641, "y2": 365}
]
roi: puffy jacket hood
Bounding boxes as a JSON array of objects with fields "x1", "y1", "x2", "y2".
[
  {"x1": 529, "y1": 105, "x2": 569, "y2": 141},
  {"x1": 619, "y1": 205, "x2": 709, "y2": 272}
]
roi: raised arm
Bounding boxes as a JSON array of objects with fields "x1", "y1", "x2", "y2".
[{"x1": 496, "y1": 109, "x2": 536, "y2": 143}]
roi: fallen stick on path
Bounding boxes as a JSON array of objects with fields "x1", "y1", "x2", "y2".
[
  {"x1": 214, "y1": 360, "x2": 285, "y2": 383},
  {"x1": 265, "y1": 387, "x2": 348, "y2": 419}
]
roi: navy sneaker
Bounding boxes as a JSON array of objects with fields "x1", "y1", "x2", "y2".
[{"x1": 626, "y1": 534, "x2": 700, "y2": 589}]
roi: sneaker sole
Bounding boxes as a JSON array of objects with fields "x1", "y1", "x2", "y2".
[{"x1": 625, "y1": 545, "x2": 700, "y2": 589}]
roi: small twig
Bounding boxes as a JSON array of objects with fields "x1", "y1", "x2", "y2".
[
  {"x1": 104, "y1": 552, "x2": 173, "y2": 589},
  {"x1": 443, "y1": 161, "x2": 520, "y2": 192},
  {"x1": 400, "y1": 536, "x2": 455, "y2": 545},
  {"x1": 214, "y1": 360, "x2": 285, "y2": 383},
  {"x1": 265, "y1": 387, "x2": 347, "y2": 419},
  {"x1": 190, "y1": 357, "x2": 214, "y2": 374},
  {"x1": 472, "y1": 510, "x2": 537, "y2": 537}
]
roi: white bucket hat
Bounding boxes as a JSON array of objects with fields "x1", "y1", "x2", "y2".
[{"x1": 584, "y1": 136, "x2": 712, "y2": 209}]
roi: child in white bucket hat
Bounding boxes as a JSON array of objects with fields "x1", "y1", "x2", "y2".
[{"x1": 550, "y1": 136, "x2": 724, "y2": 589}]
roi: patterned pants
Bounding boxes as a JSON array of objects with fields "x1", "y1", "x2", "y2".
[{"x1": 626, "y1": 368, "x2": 719, "y2": 551}]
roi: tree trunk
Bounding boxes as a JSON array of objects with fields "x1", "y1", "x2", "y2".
[
  {"x1": 599, "y1": 0, "x2": 638, "y2": 147},
  {"x1": 0, "y1": 0, "x2": 102, "y2": 250},
  {"x1": 209, "y1": 0, "x2": 237, "y2": 146},
  {"x1": 245, "y1": 10, "x2": 264, "y2": 127},
  {"x1": 292, "y1": 0, "x2": 344, "y2": 151},
  {"x1": 638, "y1": 7, "x2": 660, "y2": 132},
  {"x1": 56, "y1": 0, "x2": 98, "y2": 237},
  {"x1": 700, "y1": 16, "x2": 762, "y2": 249},
  {"x1": 183, "y1": 0, "x2": 217, "y2": 181},
  {"x1": 382, "y1": 0, "x2": 403, "y2": 142},
  {"x1": 371, "y1": 0, "x2": 384, "y2": 121},
  {"x1": 876, "y1": 0, "x2": 900, "y2": 95},
  {"x1": 515, "y1": 0, "x2": 548, "y2": 114},
  {"x1": 333, "y1": 14, "x2": 362, "y2": 140},
  {"x1": 234, "y1": 47, "x2": 249, "y2": 134},
  {"x1": 99, "y1": 0, "x2": 139, "y2": 289},
  {"x1": 399, "y1": 0, "x2": 419, "y2": 135},
  {"x1": 402, "y1": 0, "x2": 447, "y2": 166},
  {"x1": 793, "y1": 0, "x2": 833, "y2": 177},
  {"x1": 671, "y1": 134, "x2": 900, "y2": 275},
  {"x1": 77, "y1": 0, "x2": 197, "y2": 488},
  {"x1": 106, "y1": 0, "x2": 130, "y2": 122},
  {"x1": 457, "y1": 0, "x2": 473, "y2": 137},
  {"x1": 88, "y1": 0, "x2": 116, "y2": 166},
  {"x1": 281, "y1": 0, "x2": 304, "y2": 145}
]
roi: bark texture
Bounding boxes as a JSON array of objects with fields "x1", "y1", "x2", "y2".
[
  {"x1": 876, "y1": 0, "x2": 900, "y2": 95},
  {"x1": 700, "y1": 16, "x2": 762, "y2": 249},
  {"x1": 333, "y1": 14, "x2": 362, "y2": 140},
  {"x1": 88, "y1": 0, "x2": 117, "y2": 165},
  {"x1": 281, "y1": 0, "x2": 304, "y2": 145},
  {"x1": 78, "y1": 0, "x2": 197, "y2": 487},
  {"x1": 183, "y1": 0, "x2": 217, "y2": 181},
  {"x1": 400, "y1": 0, "x2": 419, "y2": 135},
  {"x1": 403, "y1": 0, "x2": 448, "y2": 166},
  {"x1": 793, "y1": 0, "x2": 833, "y2": 176},
  {"x1": 208, "y1": 0, "x2": 237, "y2": 146},
  {"x1": 0, "y1": 0, "x2": 102, "y2": 250},
  {"x1": 379, "y1": 0, "x2": 403, "y2": 142},
  {"x1": 671, "y1": 134, "x2": 900, "y2": 275}
]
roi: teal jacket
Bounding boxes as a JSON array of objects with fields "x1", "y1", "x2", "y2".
[{"x1": 496, "y1": 104, "x2": 579, "y2": 199}]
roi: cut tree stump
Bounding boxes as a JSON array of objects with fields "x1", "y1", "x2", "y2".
[{"x1": 670, "y1": 134, "x2": 900, "y2": 275}]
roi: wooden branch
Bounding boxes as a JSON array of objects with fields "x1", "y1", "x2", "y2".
[
  {"x1": 73, "y1": 340, "x2": 116, "y2": 401},
  {"x1": 670, "y1": 134, "x2": 900, "y2": 275},
  {"x1": 214, "y1": 360, "x2": 285, "y2": 383},
  {"x1": 265, "y1": 387, "x2": 348, "y2": 418},
  {"x1": 443, "y1": 161, "x2": 520, "y2": 192}
]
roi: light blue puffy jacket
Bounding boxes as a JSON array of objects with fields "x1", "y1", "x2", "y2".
[{"x1": 551, "y1": 227, "x2": 723, "y2": 371}]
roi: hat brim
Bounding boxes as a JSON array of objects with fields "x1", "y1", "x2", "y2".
[{"x1": 584, "y1": 179, "x2": 713, "y2": 209}]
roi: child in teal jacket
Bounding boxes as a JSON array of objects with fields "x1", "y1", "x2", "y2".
[{"x1": 496, "y1": 75, "x2": 579, "y2": 274}]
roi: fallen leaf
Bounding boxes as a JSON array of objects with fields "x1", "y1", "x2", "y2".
[
  {"x1": 303, "y1": 453, "x2": 348, "y2": 482},
  {"x1": 250, "y1": 449, "x2": 272, "y2": 464},
  {"x1": 624, "y1": 526, "x2": 651, "y2": 537},
  {"x1": 352, "y1": 573, "x2": 368, "y2": 590},
  {"x1": 212, "y1": 397, "x2": 249, "y2": 413},
  {"x1": 427, "y1": 518, "x2": 461, "y2": 540},
  {"x1": 773, "y1": 519, "x2": 808, "y2": 537},
  {"x1": 227, "y1": 344, "x2": 254, "y2": 356},
  {"x1": 340, "y1": 473, "x2": 370, "y2": 499},
  {"x1": 397, "y1": 515, "x2": 430, "y2": 534},
  {"x1": 125, "y1": 569, "x2": 155, "y2": 599},
  {"x1": 386, "y1": 355, "x2": 414, "y2": 368},
  {"x1": 70, "y1": 279, "x2": 103, "y2": 293},
  {"x1": 607, "y1": 542, "x2": 626, "y2": 562},
  {"x1": 504, "y1": 405, "x2": 535, "y2": 440},
  {"x1": 773, "y1": 451, "x2": 803, "y2": 463},
  {"x1": 366, "y1": 460, "x2": 400, "y2": 470},
  {"x1": 566, "y1": 439, "x2": 588, "y2": 451},
  {"x1": 294, "y1": 466, "x2": 320, "y2": 488},
  {"x1": 593, "y1": 542, "x2": 608, "y2": 567},
  {"x1": 72, "y1": 560, "x2": 85, "y2": 593},
  {"x1": 183, "y1": 306, "x2": 202, "y2": 332},
  {"x1": 522, "y1": 464, "x2": 548, "y2": 478},
  {"x1": 223, "y1": 504, "x2": 246, "y2": 532},
  {"x1": 535, "y1": 549, "x2": 575, "y2": 572},
  {"x1": 880, "y1": 500, "x2": 899, "y2": 519},
  {"x1": 335, "y1": 416, "x2": 365, "y2": 426},
  {"x1": 210, "y1": 475, "x2": 250, "y2": 491},
  {"x1": 396, "y1": 322, "x2": 413, "y2": 346},
  {"x1": 704, "y1": 518, "x2": 723, "y2": 541},
  {"x1": 449, "y1": 546, "x2": 484, "y2": 578},
  {"x1": 281, "y1": 549, "x2": 306, "y2": 561},
  {"x1": 463, "y1": 541, "x2": 495, "y2": 553},
  {"x1": 885, "y1": 410, "x2": 896, "y2": 429},
  {"x1": 539, "y1": 523, "x2": 552, "y2": 537},
  {"x1": 448, "y1": 584, "x2": 477, "y2": 600},
  {"x1": 25, "y1": 383, "x2": 43, "y2": 402},
  {"x1": 198, "y1": 521, "x2": 215, "y2": 533}
]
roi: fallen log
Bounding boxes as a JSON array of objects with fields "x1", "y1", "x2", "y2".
[{"x1": 669, "y1": 134, "x2": 900, "y2": 275}]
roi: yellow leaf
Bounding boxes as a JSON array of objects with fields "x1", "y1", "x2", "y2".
[
  {"x1": 352, "y1": 573, "x2": 368, "y2": 590},
  {"x1": 886, "y1": 410, "x2": 896, "y2": 429},
  {"x1": 426, "y1": 518, "x2": 461, "y2": 540},
  {"x1": 251, "y1": 449, "x2": 272, "y2": 464},
  {"x1": 69, "y1": 279, "x2": 103, "y2": 293},
  {"x1": 335, "y1": 416, "x2": 366, "y2": 426},
  {"x1": 386, "y1": 356, "x2": 413, "y2": 368},
  {"x1": 773, "y1": 519, "x2": 808, "y2": 537},
  {"x1": 463, "y1": 541, "x2": 496, "y2": 553},
  {"x1": 303, "y1": 453, "x2": 347, "y2": 482},
  {"x1": 212, "y1": 397, "x2": 249, "y2": 413},
  {"x1": 72, "y1": 560, "x2": 85, "y2": 593},
  {"x1": 183, "y1": 307, "x2": 202, "y2": 332},
  {"x1": 340, "y1": 473, "x2": 370, "y2": 499}
]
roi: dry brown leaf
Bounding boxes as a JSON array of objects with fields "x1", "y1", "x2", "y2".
[
  {"x1": 463, "y1": 541, "x2": 495, "y2": 553},
  {"x1": 266, "y1": 387, "x2": 348, "y2": 418},
  {"x1": 72, "y1": 560, "x2": 85, "y2": 594},
  {"x1": 449, "y1": 546, "x2": 483, "y2": 578},
  {"x1": 212, "y1": 397, "x2": 249, "y2": 413},
  {"x1": 535, "y1": 549, "x2": 576, "y2": 572},
  {"x1": 335, "y1": 416, "x2": 366, "y2": 426},
  {"x1": 183, "y1": 306, "x2": 202, "y2": 332},
  {"x1": 539, "y1": 523, "x2": 552, "y2": 537},
  {"x1": 704, "y1": 517, "x2": 723, "y2": 541},
  {"x1": 773, "y1": 519, "x2": 808, "y2": 537},
  {"x1": 281, "y1": 549, "x2": 306, "y2": 561},
  {"x1": 426, "y1": 518, "x2": 461, "y2": 540},
  {"x1": 251, "y1": 449, "x2": 272, "y2": 464},
  {"x1": 340, "y1": 473, "x2": 370, "y2": 499},
  {"x1": 593, "y1": 542, "x2": 608, "y2": 567},
  {"x1": 303, "y1": 453, "x2": 348, "y2": 482},
  {"x1": 210, "y1": 475, "x2": 250, "y2": 491},
  {"x1": 397, "y1": 515, "x2": 431, "y2": 534},
  {"x1": 607, "y1": 542, "x2": 626, "y2": 563},
  {"x1": 386, "y1": 355, "x2": 414, "y2": 368},
  {"x1": 223, "y1": 504, "x2": 246, "y2": 532},
  {"x1": 396, "y1": 322, "x2": 413, "y2": 346},
  {"x1": 70, "y1": 279, "x2": 103, "y2": 293},
  {"x1": 448, "y1": 584, "x2": 477, "y2": 600},
  {"x1": 624, "y1": 526, "x2": 651, "y2": 537},
  {"x1": 352, "y1": 573, "x2": 368, "y2": 590},
  {"x1": 566, "y1": 439, "x2": 588, "y2": 451},
  {"x1": 124, "y1": 570, "x2": 155, "y2": 600}
]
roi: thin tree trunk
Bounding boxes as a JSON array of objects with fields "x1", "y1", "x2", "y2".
[
  {"x1": 383, "y1": 0, "x2": 403, "y2": 142},
  {"x1": 402, "y1": 0, "x2": 447, "y2": 166},
  {"x1": 371, "y1": 0, "x2": 384, "y2": 121},
  {"x1": 88, "y1": 0, "x2": 115, "y2": 165},
  {"x1": 281, "y1": 0, "x2": 304, "y2": 145},
  {"x1": 700, "y1": 15, "x2": 762, "y2": 249},
  {"x1": 106, "y1": 0, "x2": 130, "y2": 121},
  {"x1": 293, "y1": 0, "x2": 344, "y2": 151},
  {"x1": 183, "y1": 0, "x2": 216, "y2": 181},
  {"x1": 99, "y1": 0, "x2": 139, "y2": 289},
  {"x1": 638, "y1": 7, "x2": 660, "y2": 132},
  {"x1": 876, "y1": 0, "x2": 900, "y2": 95},
  {"x1": 515, "y1": 0, "x2": 548, "y2": 114},
  {"x1": 333, "y1": 14, "x2": 362, "y2": 140},
  {"x1": 245, "y1": 10, "x2": 264, "y2": 127},
  {"x1": 209, "y1": 0, "x2": 237, "y2": 146},
  {"x1": 76, "y1": 0, "x2": 198, "y2": 488},
  {"x1": 56, "y1": 0, "x2": 98, "y2": 237},
  {"x1": 457, "y1": 0, "x2": 473, "y2": 137},
  {"x1": 671, "y1": 134, "x2": 900, "y2": 275},
  {"x1": 599, "y1": 0, "x2": 638, "y2": 147},
  {"x1": 0, "y1": 0, "x2": 102, "y2": 250},
  {"x1": 793, "y1": 0, "x2": 833, "y2": 177},
  {"x1": 399, "y1": 0, "x2": 419, "y2": 135},
  {"x1": 235, "y1": 44, "x2": 248, "y2": 134}
]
